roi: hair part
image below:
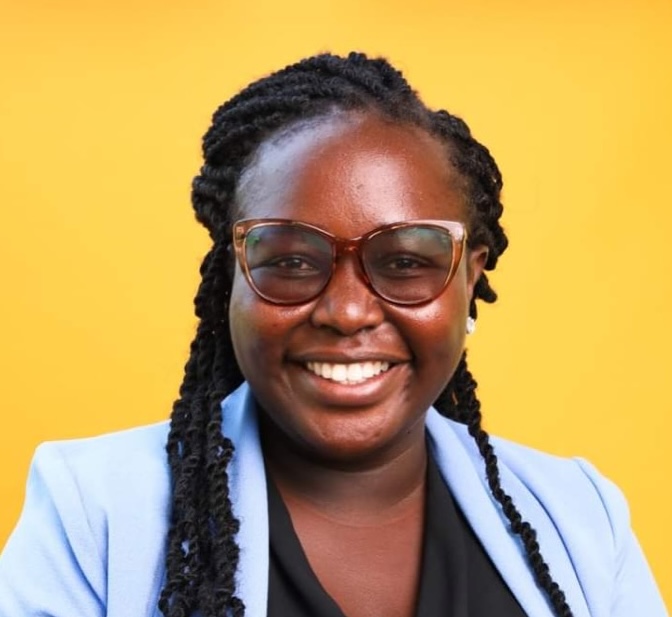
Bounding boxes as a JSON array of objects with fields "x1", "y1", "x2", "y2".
[{"x1": 161, "y1": 51, "x2": 572, "y2": 617}]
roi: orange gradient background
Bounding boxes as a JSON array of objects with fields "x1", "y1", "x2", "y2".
[{"x1": 1, "y1": 0, "x2": 670, "y2": 608}]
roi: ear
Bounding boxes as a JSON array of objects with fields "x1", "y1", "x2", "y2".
[{"x1": 466, "y1": 245, "x2": 489, "y2": 300}]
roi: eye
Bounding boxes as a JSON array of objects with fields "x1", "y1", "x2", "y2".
[
  {"x1": 386, "y1": 256, "x2": 427, "y2": 270},
  {"x1": 252, "y1": 254, "x2": 327, "y2": 278},
  {"x1": 269, "y1": 256, "x2": 317, "y2": 270},
  {"x1": 373, "y1": 253, "x2": 434, "y2": 275},
  {"x1": 370, "y1": 253, "x2": 441, "y2": 279}
]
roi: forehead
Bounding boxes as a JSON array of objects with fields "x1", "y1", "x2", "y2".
[{"x1": 235, "y1": 112, "x2": 466, "y2": 234}]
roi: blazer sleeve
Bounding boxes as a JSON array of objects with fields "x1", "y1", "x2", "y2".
[
  {"x1": 574, "y1": 458, "x2": 669, "y2": 617},
  {"x1": 0, "y1": 442, "x2": 106, "y2": 616}
]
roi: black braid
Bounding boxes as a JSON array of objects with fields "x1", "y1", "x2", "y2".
[
  {"x1": 435, "y1": 355, "x2": 573, "y2": 616},
  {"x1": 163, "y1": 51, "x2": 572, "y2": 617},
  {"x1": 160, "y1": 244, "x2": 243, "y2": 617}
]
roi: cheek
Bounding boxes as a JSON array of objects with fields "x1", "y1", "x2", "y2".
[
  {"x1": 229, "y1": 275, "x2": 275, "y2": 367},
  {"x1": 410, "y1": 304, "x2": 466, "y2": 356},
  {"x1": 228, "y1": 273, "x2": 305, "y2": 368},
  {"x1": 396, "y1": 279, "x2": 470, "y2": 373}
]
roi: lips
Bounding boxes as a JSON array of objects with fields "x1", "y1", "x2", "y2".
[{"x1": 305, "y1": 360, "x2": 391, "y2": 384}]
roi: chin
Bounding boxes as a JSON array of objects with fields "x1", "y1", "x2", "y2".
[{"x1": 296, "y1": 418, "x2": 420, "y2": 468}]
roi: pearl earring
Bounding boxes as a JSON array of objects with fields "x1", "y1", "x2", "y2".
[{"x1": 466, "y1": 316, "x2": 476, "y2": 335}]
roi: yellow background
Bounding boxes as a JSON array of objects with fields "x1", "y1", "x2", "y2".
[{"x1": 1, "y1": 0, "x2": 670, "y2": 608}]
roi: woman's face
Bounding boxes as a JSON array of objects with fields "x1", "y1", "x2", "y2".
[{"x1": 229, "y1": 113, "x2": 487, "y2": 465}]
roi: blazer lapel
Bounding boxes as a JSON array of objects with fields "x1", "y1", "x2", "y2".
[
  {"x1": 221, "y1": 384, "x2": 270, "y2": 617},
  {"x1": 426, "y1": 409, "x2": 580, "y2": 617}
]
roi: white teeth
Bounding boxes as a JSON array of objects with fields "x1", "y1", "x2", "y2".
[
  {"x1": 361, "y1": 361, "x2": 377, "y2": 379},
  {"x1": 305, "y1": 361, "x2": 391, "y2": 384},
  {"x1": 332, "y1": 364, "x2": 347, "y2": 382},
  {"x1": 347, "y1": 363, "x2": 363, "y2": 382}
]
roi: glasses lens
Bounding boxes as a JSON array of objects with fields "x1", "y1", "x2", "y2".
[
  {"x1": 362, "y1": 225, "x2": 454, "y2": 303},
  {"x1": 244, "y1": 224, "x2": 333, "y2": 303}
]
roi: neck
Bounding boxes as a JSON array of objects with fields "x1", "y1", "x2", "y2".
[{"x1": 259, "y1": 414, "x2": 428, "y2": 525}]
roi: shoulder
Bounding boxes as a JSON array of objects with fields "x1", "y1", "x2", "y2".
[
  {"x1": 429, "y1": 413, "x2": 667, "y2": 615},
  {"x1": 440, "y1": 413, "x2": 625, "y2": 523},
  {"x1": 428, "y1": 413, "x2": 625, "y2": 568},
  {"x1": 489, "y1": 427, "x2": 628, "y2": 532},
  {"x1": 431, "y1": 414, "x2": 634, "y2": 606},
  {"x1": 34, "y1": 421, "x2": 171, "y2": 485},
  {"x1": 36, "y1": 420, "x2": 171, "y2": 470},
  {"x1": 0, "y1": 423, "x2": 173, "y2": 615},
  {"x1": 30, "y1": 421, "x2": 172, "y2": 531},
  {"x1": 486, "y1": 429, "x2": 634, "y2": 579}
]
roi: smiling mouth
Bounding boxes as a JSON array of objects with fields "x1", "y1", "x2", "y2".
[{"x1": 305, "y1": 361, "x2": 392, "y2": 384}]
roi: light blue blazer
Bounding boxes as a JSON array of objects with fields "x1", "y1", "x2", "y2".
[{"x1": 0, "y1": 383, "x2": 667, "y2": 616}]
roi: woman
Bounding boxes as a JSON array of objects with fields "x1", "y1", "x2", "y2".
[{"x1": 0, "y1": 52, "x2": 666, "y2": 617}]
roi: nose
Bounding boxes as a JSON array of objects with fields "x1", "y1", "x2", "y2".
[{"x1": 309, "y1": 252, "x2": 385, "y2": 335}]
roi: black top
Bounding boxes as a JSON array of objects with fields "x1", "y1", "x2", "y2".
[{"x1": 266, "y1": 452, "x2": 527, "y2": 617}]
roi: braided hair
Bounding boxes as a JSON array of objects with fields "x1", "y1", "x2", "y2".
[{"x1": 160, "y1": 52, "x2": 573, "y2": 617}]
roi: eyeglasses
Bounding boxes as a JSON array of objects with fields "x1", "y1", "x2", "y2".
[{"x1": 232, "y1": 218, "x2": 467, "y2": 306}]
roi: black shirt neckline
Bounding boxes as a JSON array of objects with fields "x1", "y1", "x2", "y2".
[{"x1": 266, "y1": 448, "x2": 527, "y2": 617}]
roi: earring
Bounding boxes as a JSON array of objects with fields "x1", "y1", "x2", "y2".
[{"x1": 466, "y1": 316, "x2": 476, "y2": 335}]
